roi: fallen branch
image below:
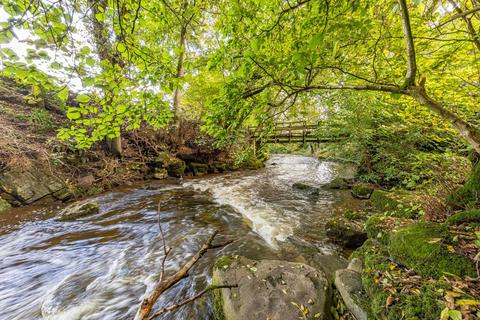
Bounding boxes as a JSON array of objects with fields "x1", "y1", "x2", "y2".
[
  {"x1": 147, "y1": 284, "x2": 238, "y2": 320},
  {"x1": 134, "y1": 205, "x2": 233, "y2": 320}
]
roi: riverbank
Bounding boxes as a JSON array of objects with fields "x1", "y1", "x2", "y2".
[
  {"x1": 0, "y1": 77, "x2": 253, "y2": 214},
  {"x1": 323, "y1": 179, "x2": 480, "y2": 319}
]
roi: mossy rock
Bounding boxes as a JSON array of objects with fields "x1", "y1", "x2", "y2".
[
  {"x1": 448, "y1": 161, "x2": 480, "y2": 209},
  {"x1": 388, "y1": 223, "x2": 476, "y2": 278},
  {"x1": 189, "y1": 162, "x2": 209, "y2": 176},
  {"x1": 446, "y1": 210, "x2": 480, "y2": 225},
  {"x1": 0, "y1": 196, "x2": 11, "y2": 213},
  {"x1": 324, "y1": 177, "x2": 353, "y2": 190},
  {"x1": 352, "y1": 239, "x2": 447, "y2": 320},
  {"x1": 364, "y1": 214, "x2": 414, "y2": 244},
  {"x1": 369, "y1": 190, "x2": 421, "y2": 218},
  {"x1": 154, "y1": 152, "x2": 186, "y2": 177},
  {"x1": 351, "y1": 184, "x2": 374, "y2": 199}
]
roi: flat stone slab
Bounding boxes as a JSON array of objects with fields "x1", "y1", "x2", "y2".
[{"x1": 213, "y1": 256, "x2": 329, "y2": 320}]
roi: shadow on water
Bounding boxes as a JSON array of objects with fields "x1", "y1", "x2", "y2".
[{"x1": 0, "y1": 154, "x2": 362, "y2": 319}]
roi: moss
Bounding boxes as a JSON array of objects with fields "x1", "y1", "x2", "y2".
[
  {"x1": 364, "y1": 214, "x2": 388, "y2": 241},
  {"x1": 189, "y1": 162, "x2": 209, "y2": 176},
  {"x1": 448, "y1": 161, "x2": 480, "y2": 209},
  {"x1": 214, "y1": 255, "x2": 236, "y2": 271},
  {"x1": 353, "y1": 239, "x2": 446, "y2": 320},
  {"x1": 446, "y1": 210, "x2": 480, "y2": 225},
  {"x1": 351, "y1": 184, "x2": 374, "y2": 199},
  {"x1": 369, "y1": 190, "x2": 421, "y2": 218},
  {"x1": 344, "y1": 209, "x2": 364, "y2": 221},
  {"x1": 0, "y1": 196, "x2": 11, "y2": 213},
  {"x1": 211, "y1": 285, "x2": 225, "y2": 320},
  {"x1": 388, "y1": 223, "x2": 476, "y2": 278}
]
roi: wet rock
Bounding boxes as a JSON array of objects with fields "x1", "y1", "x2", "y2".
[
  {"x1": 326, "y1": 217, "x2": 367, "y2": 248},
  {"x1": 351, "y1": 184, "x2": 374, "y2": 199},
  {"x1": 153, "y1": 168, "x2": 168, "y2": 180},
  {"x1": 57, "y1": 201, "x2": 99, "y2": 221},
  {"x1": 0, "y1": 196, "x2": 11, "y2": 213},
  {"x1": 292, "y1": 182, "x2": 320, "y2": 196},
  {"x1": 212, "y1": 256, "x2": 329, "y2": 320},
  {"x1": 334, "y1": 260, "x2": 367, "y2": 320},
  {"x1": 0, "y1": 166, "x2": 66, "y2": 205},
  {"x1": 189, "y1": 162, "x2": 209, "y2": 176},
  {"x1": 310, "y1": 254, "x2": 348, "y2": 282},
  {"x1": 323, "y1": 177, "x2": 353, "y2": 190}
]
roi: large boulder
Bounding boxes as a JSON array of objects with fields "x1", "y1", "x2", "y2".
[
  {"x1": 0, "y1": 166, "x2": 67, "y2": 205},
  {"x1": 212, "y1": 256, "x2": 329, "y2": 320},
  {"x1": 57, "y1": 201, "x2": 99, "y2": 221},
  {"x1": 0, "y1": 196, "x2": 11, "y2": 213},
  {"x1": 326, "y1": 216, "x2": 367, "y2": 248}
]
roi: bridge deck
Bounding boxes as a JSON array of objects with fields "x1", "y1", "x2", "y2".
[{"x1": 248, "y1": 121, "x2": 339, "y2": 144}]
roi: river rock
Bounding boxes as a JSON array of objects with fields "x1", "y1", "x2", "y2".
[
  {"x1": 154, "y1": 152, "x2": 186, "y2": 177},
  {"x1": 0, "y1": 196, "x2": 11, "y2": 213},
  {"x1": 212, "y1": 256, "x2": 329, "y2": 320},
  {"x1": 334, "y1": 259, "x2": 367, "y2": 320},
  {"x1": 292, "y1": 182, "x2": 320, "y2": 196},
  {"x1": 0, "y1": 166, "x2": 66, "y2": 205},
  {"x1": 326, "y1": 217, "x2": 367, "y2": 248},
  {"x1": 351, "y1": 184, "x2": 374, "y2": 199},
  {"x1": 323, "y1": 177, "x2": 353, "y2": 190},
  {"x1": 189, "y1": 162, "x2": 209, "y2": 176},
  {"x1": 57, "y1": 201, "x2": 99, "y2": 221}
]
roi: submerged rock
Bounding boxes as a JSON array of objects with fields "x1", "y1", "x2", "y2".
[
  {"x1": 326, "y1": 217, "x2": 367, "y2": 248},
  {"x1": 292, "y1": 182, "x2": 320, "y2": 196},
  {"x1": 57, "y1": 201, "x2": 99, "y2": 221},
  {"x1": 212, "y1": 256, "x2": 329, "y2": 320}
]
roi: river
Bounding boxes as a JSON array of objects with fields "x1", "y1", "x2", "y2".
[{"x1": 0, "y1": 154, "x2": 359, "y2": 320}]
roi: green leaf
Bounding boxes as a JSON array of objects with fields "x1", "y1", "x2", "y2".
[
  {"x1": 67, "y1": 108, "x2": 81, "y2": 120},
  {"x1": 76, "y1": 94, "x2": 91, "y2": 103}
]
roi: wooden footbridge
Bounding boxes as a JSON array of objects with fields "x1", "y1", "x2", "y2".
[{"x1": 248, "y1": 121, "x2": 341, "y2": 144}]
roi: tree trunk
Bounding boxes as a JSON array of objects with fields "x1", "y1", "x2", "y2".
[
  {"x1": 408, "y1": 85, "x2": 480, "y2": 153},
  {"x1": 108, "y1": 136, "x2": 123, "y2": 157},
  {"x1": 172, "y1": 24, "x2": 187, "y2": 130}
]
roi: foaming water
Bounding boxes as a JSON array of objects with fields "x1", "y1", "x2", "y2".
[{"x1": 0, "y1": 154, "x2": 359, "y2": 320}]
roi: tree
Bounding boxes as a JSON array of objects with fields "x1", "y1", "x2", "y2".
[{"x1": 205, "y1": 0, "x2": 480, "y2": 151}]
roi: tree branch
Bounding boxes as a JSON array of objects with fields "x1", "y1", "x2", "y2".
[
  {"x1": 147, "y1": 284, "x2": 238, "y2": 320},
  {"x1": 398, "y1": 0, "x2": 417, "y2": 87},
  {"x1": 134, "y1": 229, "x2": 232, "y2": 320}
]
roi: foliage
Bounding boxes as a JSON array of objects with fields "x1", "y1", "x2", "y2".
[{"x1": 27, "y1": 107, "x2": 54, "y2": 132}]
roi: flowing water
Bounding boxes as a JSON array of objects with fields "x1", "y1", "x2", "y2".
[{"x1": 0, "y1": 154, "x2": 360, "y2": 320}]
